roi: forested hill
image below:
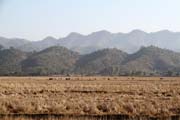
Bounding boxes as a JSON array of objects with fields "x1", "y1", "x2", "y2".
[{"x1": 0, "y1": 46, "x2": 180, "y2": 76}]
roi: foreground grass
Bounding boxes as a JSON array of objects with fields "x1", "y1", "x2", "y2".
[
  {"x1": 0, "y1": 76, "x2": 180, "y2": 118},
  {"x1": 0, "y1": 114, "x2": 180, "y2": 120}
]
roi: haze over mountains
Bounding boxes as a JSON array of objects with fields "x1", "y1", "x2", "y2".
[
  {"x1": 1, "y1": 29, "x2": 180, "y2": 76},
  {"x1": 0, "y1": 30, "x2": 180, "y2": 54}
]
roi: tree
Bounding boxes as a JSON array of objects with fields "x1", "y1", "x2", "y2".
[
  {"x1": 166, "y1": 70, "x2": 173, "y2": 77},
  {"x1": 0, "y1": 45, "x2": 4, "y2": 50},
  {"x1": 176, "y1": 72, "x2": 180, "y2": 76}
]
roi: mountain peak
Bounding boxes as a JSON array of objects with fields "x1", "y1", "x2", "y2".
[
  {"x1": 129, "y1": 29, "x2": 147, "y2": 34},
  {"x1": 43, "y1": 36, "x2": 56, "y2": 41},
  {"x1": 141, "y1": 45, "x2": 158, "y2": 49},
  {"x1": 159, "y1": 29, "x2": 171, "y2": 32},
  {"x1": 137, "y1": 45, "x2": 177, "y2": 57},
  {"x1": 39, "y1": 46, "x2": 69, "y2": 53},
  {"x1": 67, "y1": 32, "x2": 83, "y2": 38},
  {"x1": 91, "y1": 30, "x2": 111, "y2": 35},
  {"x1": 139, "y1": 45, "x2": 161, "y2": 52},
  {"x1": 153, "y1": 30, "x2": 173, "y2": 34}
]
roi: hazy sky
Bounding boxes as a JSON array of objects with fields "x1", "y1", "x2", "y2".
[{"x1": 0, "y1": 0, "x2": 179, "y2": 41}]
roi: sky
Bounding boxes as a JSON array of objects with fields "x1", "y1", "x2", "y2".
[{"x1": 0, "y1": 0, "x2": 179, "y2": 41}]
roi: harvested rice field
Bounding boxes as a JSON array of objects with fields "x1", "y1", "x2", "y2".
[{"x1": 0, "y1": 76, "x2": 180, "y2": 120}]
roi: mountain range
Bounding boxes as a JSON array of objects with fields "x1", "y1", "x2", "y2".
[
  {"x1": 1, "y1": 30, "x2": 180, "y2": 54},
  {"x1": 0, "y1": 45, "x2": 180, "y2": 76}
]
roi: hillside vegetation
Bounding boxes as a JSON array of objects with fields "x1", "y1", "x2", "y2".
[
  {"x1": 22, "y1": 46, "x2": 79, "y2": 75},
  {"x1": 0, "y1": 46, "x2": 180, "y2": 76},
  {"x1": 0, "y1": 47, "x2": 28, "y2": 75}
]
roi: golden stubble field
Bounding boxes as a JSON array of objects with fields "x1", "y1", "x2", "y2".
[{"x1": 0, "y1": 76, "x2": 180, "y2": 119}]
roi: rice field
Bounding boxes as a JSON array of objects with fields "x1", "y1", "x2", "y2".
[{"x1": 0, "y1": 76, "x2": 180, "y2": 120}]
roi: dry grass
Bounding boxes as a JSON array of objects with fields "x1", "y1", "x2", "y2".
[{"x1": 0, "y1": 76, "x2": 180, "y2": 119}]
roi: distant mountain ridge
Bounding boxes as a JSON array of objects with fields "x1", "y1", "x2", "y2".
[
  {"x1": 0, "y1": 45, "x2": 180, "y2": 76},
  {"x1": 0, "y1": 37, "x2": 30, "y2": 49},
  {"x1": 1, "y1": 30, "x2": 180, "y2": 54}
]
